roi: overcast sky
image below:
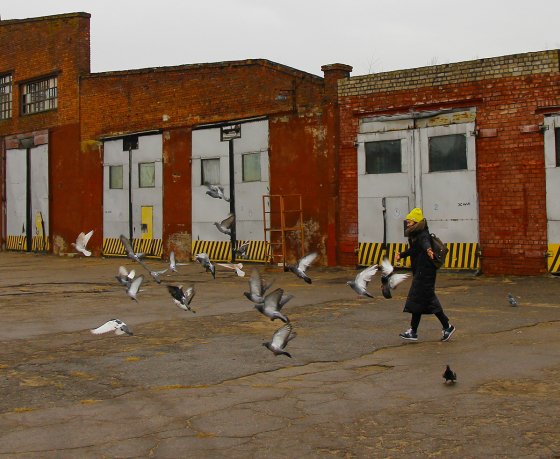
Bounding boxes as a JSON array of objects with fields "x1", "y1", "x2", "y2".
[{"x1": 2, "y1": 1, "x2": 560, "y2": 77}]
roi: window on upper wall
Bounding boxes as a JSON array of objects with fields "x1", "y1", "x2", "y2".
[
  {"x1": 428, "y1": 134, "x2": 467, "y2": 172},
  {"x1": 0, "y1": 74, "x2": 12, "y2": 120},
  {"x1": 21, "y1": 75, "x2": 58, "y2": 115},
  {"x1": 109, "y1": 165, "x2": 123, "y2": 189},
  {"x1": 242, "y1": 152, "x2": 261, "y2": 182},
  {"x1": 139, "y1": 162, "x2": 155, "y2": 188},
  {"x1": 554, "y1": 128, "x2": 560, "y2": 167},
  {"x1": 365, "y1": 139, "x2": 402, "y2": 174},
  {"x1": 201, "y1": 158, "x2": 220, "y2": 185}
]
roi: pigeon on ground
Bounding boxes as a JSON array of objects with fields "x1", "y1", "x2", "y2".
[
  {"x1": 72, "y1": 230, "x2": 94, "y2": 256},
  {"x1": 235, "y1": 241, "x2": 250, "y2": 259},
  {"x1": 214, "y1": 213, "x2": 235, "y2": 235},
  {"x1": 347, "y1": 264, "x2": 378, "y2": 298},
  {"x1": 167, "y1": 285, "x2": 196, "y2": 313},
  {"x1": 195, "y1": 252, "x2": 216, "y2": 278},
  {"x1": 217, "y1": 262, "x2": 245, "y2": 277},
  {"x1": 443, "y1": 365, "x2": 457, "y2": 384},
  {"x1": 127, "y1": 274, "x2": 144, "y2": 302},
  {"x1": 244, "y1": 269, "x2": 274, "y2": 304},
  {"x1": 91, "y1": 319, "x2": 133, "y2": 336},
  {"x1": 380, "y1": 258, "x2": 410, "y2": 299},
  {"x1": 263, "y1": 323, "x2": 297, "y2": 358},
  {"x1": 286, "y1": 252, "x2": 318, "y2": 284},
  {"x1": 254, "y1": 288, "x2": 290, "y2": 323},
  {"x1": 116, "y1": 266, "x2": 136, "y2": 289},
  {"x1": 205, "y1": 183, "x2": 230, "y2": 202},
  {"x1": 168, "y1": 250, "x2": 190, "y2": 273},
  {"x1": 508, "y1": 293, "x2": 519, "y2": 307}
]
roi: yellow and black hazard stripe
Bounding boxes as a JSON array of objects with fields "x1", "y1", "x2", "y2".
[
  {"x1": 103, "y1": 238, "x2": 163, "y2": 258},
  {"x1": 357, "y1": 242, "x2": 480, "y2": 270},
  {"x1": 191, "y1": 240, "x2": 271, "y2": 263},
  {"x1": 32, "y1": 236, "x2": 50, "y2": 252},
  {"x1": 547, "y1": 244, "x2": 560, "y2": 273},
  {"x1": 6, "y1": 235, "x2": 27, "y2": 251}
]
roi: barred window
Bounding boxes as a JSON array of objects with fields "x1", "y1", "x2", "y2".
[
  {"x1": 21, "y1": 76, "x2": 58, "y2": 115},
  {"x1": 0, "y1": 74, "x2": 12, "y2": 120}
]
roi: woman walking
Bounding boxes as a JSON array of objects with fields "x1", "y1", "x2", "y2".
[{"x1": 395, "y1": 208, "x2": 455, "y2": 342}]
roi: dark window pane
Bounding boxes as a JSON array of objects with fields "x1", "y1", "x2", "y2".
[
  {"x1": 202, "y1": 158, "x2": 220, "y2": 185},
  {"x1": 555, "y1": 127, "x2": 560, "y2": 167},
  {"x1": 429, "y1": 134, "x2": 467, "y2": 172},
  {"x1": 365, "y1": 140, "x2": 402, "y2": 174}
]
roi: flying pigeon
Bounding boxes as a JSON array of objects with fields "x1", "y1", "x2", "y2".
[
  {"x1": 217, "y1": 262, "x2": 245, "y2": 277},
  {"x1": 214, "y1": 213, "x2": 235, "y2": 235},
  {"x1": 91, "y1": 319, "x2": 133, "y2": 336},
  {"x1": 286, "y1": 252, "x2": 318, "y2": 284},
  {"x1": 263, "y1": 323, "x2": 297, "y2": 358},
  {"x1": 127, "y1": 274, "x2": 144, "y2": 302},
  {"x1": 508, "y1": 293, "x2": 519, "y2": 307},
  {"x1": 195, "y1": 252, "x2": 216, "y2": 278},
  {"x1": 148, "y1": 268, "x2": 168, "y2": 284},
  {"x1": 116, "y1": 266, "x2": 136, "y2": 289},
  {"x1": 347, "y1": 264, "x2": 378, "y2": 298},
  {"x1": 205, "y1": 183, "x2": 230, "y2": 202},
  {"x1": 244, "y1": 269, "x2": 274, "y2": 304},
  {"x1": 72, "y1": 230, "x2": 94, "y2": 256},
  {"x1": 443, "y1": 365, "x2": 457, "y2": 384},
  {"x1": 168, "y1": 251, "x2": 188, "y2": 272},
  {"x1": 254, "y1": 288, "x2": 290, "y2": 323},
  {"x1": 380, "y1": 258, "x2": 410, "y2": 299},
  {"x1": 235, "y1": 241, "x2": 250, "y2": 259},
  {"x1": 119, "y1": 234, "x2": 143, "y2": 262},
  {"x1": 167, "y1": 284, "x2": 196, "y2": 313}
]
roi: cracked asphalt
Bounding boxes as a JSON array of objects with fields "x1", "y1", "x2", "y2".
[{"x1": 0, "y1": 252, "x2": 559, "y2": 458}]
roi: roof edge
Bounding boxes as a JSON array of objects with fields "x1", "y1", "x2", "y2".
[{"x1": 0, "y1": 12, "x2": 91, "y2": 25}]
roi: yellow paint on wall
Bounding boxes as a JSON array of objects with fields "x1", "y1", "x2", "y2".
[{"x1": 141, "y1": 206, "x2": 153, "y2": 239}]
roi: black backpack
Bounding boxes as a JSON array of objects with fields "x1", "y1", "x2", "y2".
[{"x1": 430, "y1": 233, "x2": 448, "y2": 269}]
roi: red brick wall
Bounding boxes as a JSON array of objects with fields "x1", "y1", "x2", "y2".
[{"x1": 337, "y1": 51, "x2": 560, "y2": 275}]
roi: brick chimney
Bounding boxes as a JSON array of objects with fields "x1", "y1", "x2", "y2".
[{"x1": 321, "y1": 63, "x2": 352, "y2": 100}]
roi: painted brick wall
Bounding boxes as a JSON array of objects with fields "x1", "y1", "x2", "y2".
[{"x1": 337, "y1": 51, "x2": 560, "y2": 275}]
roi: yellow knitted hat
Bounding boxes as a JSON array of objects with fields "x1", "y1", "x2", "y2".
[{"x1": 405, "y1": 208, "x2": 424, "y2": 223}]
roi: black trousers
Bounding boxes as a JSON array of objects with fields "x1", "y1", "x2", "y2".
[{"x1": 410, "y1": 311, "x2": 449, "y2": 332}]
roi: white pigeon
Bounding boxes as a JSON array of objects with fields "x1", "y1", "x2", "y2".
[
  {"x1": 168, "y1": 250, "x2": 190, "y2": 273},
  {"x1": 127, "y1": 274, "x2": 144, "y2": 301},
  {"x1": 214, "y1": 213, "x2": 235, "y2": 235},
  {"x1": 91, "y1": 319, "x2": 133, "y2": 336},
  {"x1": 116, "y1": 266, "x2": 136, "y2": 288},
  {"x1": 380, "y1": 258, "x2": 410, "y2": 299},
  {"x1": 195, "y1": 252, "x2": 216, "y2": 278},
  {"x1": 286, "y1": 252, "x2": 318, "y2": 284},
  {"x1": 72, "y1": 230, "x2": 94, "y2": 256},
  {"x1": 254, "y1": 288, "x2": 290, "y2": 323},
  {"x1": 205, "y1": 183, "x2": 230, "y2": 202},
  {"x1": 263, "y1": 323, "x2": 297, "y2": 358},
  {"x1": 217, "y1": 262, "x2": 245, "y2": 277},
  {"x1": 346, "y1": 264, "x2": 378, "y2": 298}
]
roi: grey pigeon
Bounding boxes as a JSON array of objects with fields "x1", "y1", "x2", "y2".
[
  {"x1": 214, "y1": 213, "x2": 235, "y2": 235},
  {"x1": 168, "y1": 250, "x2": 189, "y2": 273},
  {"x1": 235, "y1": 241, "x2": 250, "y2": 258},
  {"x1": 286, "y1": 252, "x2": 318, "y2": 284},
  {"x1": 508, "y1": 293, "x2": 519, "y2": 307},
  {"x1": 244, "y1": 269, "x2": 274, "y2": 304},
  {"x1": 119, "y1": 234, "x2": 143, "y2": 263},
  {"x1": 167, "y1": 284, "x2": 196, "y2": 313},
  {"x1": 115, "y1": 266, "x2": 136, "y2": 289},
  {"x1": 443, "y1": 365, "x2": 457, "y2": 384},
  {"x1": 127, "y1": 274, "x2": 144, "y2": 302},
  {"x1": 254, "y1": 288, "x2": 290, "y2": 323},
  {"x1": 195, "y1": 252, "x2": 216, "y2": 278},
  {"x1": 91, "y1": 319, "x2": 133, "y2": 336},
  {"x1": 72, "y1": 230, "x2": 94, "y2": 256},
  {"x1": 380, "y1": 258, "x2": 410, "y2": 299},
  {"x1": 263, "y1": 323, "x2": 297, "y2": 358},
  {"x1": 148, "y1": 268, "x2": 168, "y2": 284},
  {"x1": 347, "y1": 264, "x2": 378, "y2": 298},
  {"x1": 205, "y1": 183, "x2": 230, "y2": 202}
]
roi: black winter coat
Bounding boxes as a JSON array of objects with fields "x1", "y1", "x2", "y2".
[{"x1": 399, "y1": 224, "x2": 443, "y2": 315}]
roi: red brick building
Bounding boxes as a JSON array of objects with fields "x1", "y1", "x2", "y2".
[
  {"x1": 1, "y1": 12, "x2": 559, "y2": 275},
  {"x1": 336, "y1": 51, "x2": 560, "y2": 275}
]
